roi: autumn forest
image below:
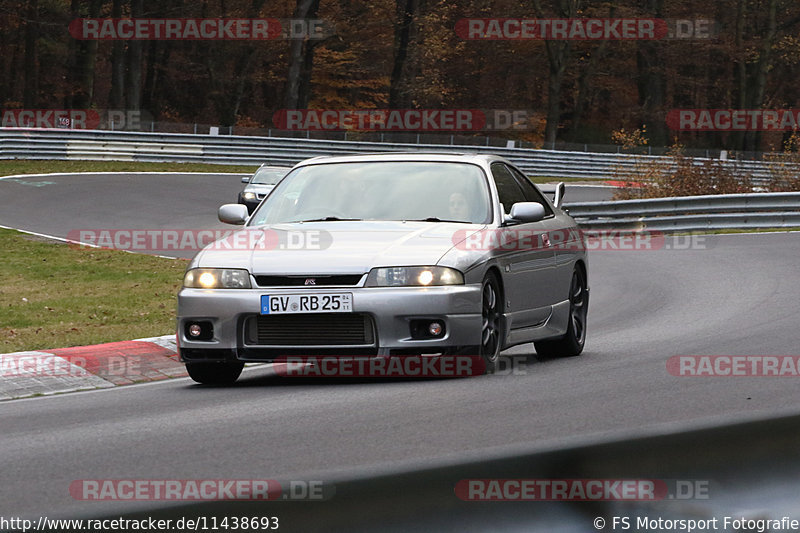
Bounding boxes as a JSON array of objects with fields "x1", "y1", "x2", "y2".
[{"x1": 2, "y1": 0, "x2": 800, "y2": 152}]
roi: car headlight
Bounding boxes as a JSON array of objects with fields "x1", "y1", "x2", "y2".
[
  {"x1": 183, "y1": 268, "x2": 251, "y2": 289},
  {"x1": 365, "y1": 266, "x2": 464, "y2": 287},
  {"x1": 243, "y1": 192, "x2": 256, "y2": 200}
]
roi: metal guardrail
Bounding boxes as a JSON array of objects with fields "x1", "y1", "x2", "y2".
[
  {"x1": 0, "y1": 128, "x2": 788, "y2": 183},
  {"x1": 566, "y1": 192, "x2": 800, "y2": 232}
]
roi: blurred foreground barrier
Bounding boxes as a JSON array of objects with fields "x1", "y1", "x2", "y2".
[{"x1": 83, "y1": 410, "x2": 800, "y2": 533}]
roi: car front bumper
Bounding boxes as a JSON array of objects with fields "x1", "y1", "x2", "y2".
[{"x1": 177, "y1": 285, "x2": 483, "y2": 362}]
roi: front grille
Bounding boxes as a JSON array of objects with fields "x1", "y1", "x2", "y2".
[
  {"x1": 255, "y1": 275, "x2": 364, "y2": 287},
  {"x1": 247, "y1": 313, "x2": 375, "y2": 346}
]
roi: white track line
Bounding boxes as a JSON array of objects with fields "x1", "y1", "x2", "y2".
[
  {"x1": 0, "y1": 224, "x2": 184, "y2": 260},
  {"x1": 0, "y1": 171, "x2": 248, "y2": 181}
]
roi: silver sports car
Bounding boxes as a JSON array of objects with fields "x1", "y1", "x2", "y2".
[{"x1": 177, "y1": 153, "x2": 588, "y2": 384}]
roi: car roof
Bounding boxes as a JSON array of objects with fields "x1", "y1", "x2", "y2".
[{"x1": 294, "y1": 152, "x2": 512, "y2": 167}]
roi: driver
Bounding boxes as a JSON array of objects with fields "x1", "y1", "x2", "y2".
[{"x1": 448, "y1": 192, "x2": 471, "y2": 221}]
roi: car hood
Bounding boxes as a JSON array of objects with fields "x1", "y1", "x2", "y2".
[
  {"x1": 243, "y1": 184, "x2": 275, "y2": 194},
  {"x1": 191, "y1": 221, "x2": 486, "y2": 274}
]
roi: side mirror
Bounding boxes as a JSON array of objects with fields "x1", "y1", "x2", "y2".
[
  {"x1": 218, "y1": 204, "x2": 249, "y2": 225},
  {"x1": 505, "y1": 202, "x2": 546, "y2": 224},
  {"x1": 241, "y1": 176, "x2": 251, "y2": 183},
  {"x1": 553, "y1": 182, "x2": 566, "y2": 209}
]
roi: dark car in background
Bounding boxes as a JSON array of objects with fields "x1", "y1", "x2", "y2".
[{"x1": 237, "y1": 165, "x2": 291, "y2": 214}]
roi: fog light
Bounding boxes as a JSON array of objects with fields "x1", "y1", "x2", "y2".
[
  {"x1": 185, "y1": 321, "x2": 213, "y2": 341},
  {"x1": 409, "y1": 319, "x2": 446, "y2": 339}
]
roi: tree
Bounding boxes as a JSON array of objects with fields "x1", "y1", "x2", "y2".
[{"x1": 285, "y1": 0, "x2": 321, "y2": 109}]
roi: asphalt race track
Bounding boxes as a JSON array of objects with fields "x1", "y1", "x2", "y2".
[
  {"x1": 1, "y1": 173, "x2": 799, "y2": 527},
  {"x1": 0, "y1": 173, "x2": 248, "y2": 259}
]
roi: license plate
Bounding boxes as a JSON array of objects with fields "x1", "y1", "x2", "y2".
[{"x1": 261, "y1": 293, "x2": 353, "y2": 314}]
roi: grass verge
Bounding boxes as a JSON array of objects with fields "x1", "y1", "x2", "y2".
[
  {"x1": 0, "y1": 160, "x2": 259, "y2": 177},
  {"x1": 0, "y1": 228, "x2": 184, "y2": 353}
]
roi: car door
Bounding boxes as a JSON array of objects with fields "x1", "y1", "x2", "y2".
[
  {"x1": 489, "y1": 162, "x2": 556, "y2": 332},
  {"x1": 507, "y1": 164, "x2": 576, "y2": 307}
]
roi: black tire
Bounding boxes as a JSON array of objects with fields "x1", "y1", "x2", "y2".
[
  {"x1": 534, "y1": 267, "x2": 588, "y2": 358},
  {"x1": 186, "y1": 361, "x2": 244, "y2": 385},
  {"x1": 479, "y1": 272, "x2": 504, "y2": 374}
]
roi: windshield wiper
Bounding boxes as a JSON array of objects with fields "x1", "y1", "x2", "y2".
[
  {"x1": 295, "y1": 217, "x2": 363, "y2": 223},
  {"x1": 405, "y1": 217, "x2": 471, "y2": 224}
]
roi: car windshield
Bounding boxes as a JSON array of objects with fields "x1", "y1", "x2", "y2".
[
  {"x1": 251, "y1": 167, "x2": 288, "y2": 185},
  {"x1": 248, "y1": 161, "x2": 492, "y2": 225}
]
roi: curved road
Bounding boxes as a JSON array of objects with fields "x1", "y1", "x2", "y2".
[{"x1": 1, "y1": 174, "x2": 798, "y2": 527}]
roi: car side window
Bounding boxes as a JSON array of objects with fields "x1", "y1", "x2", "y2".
[
  {"x1": 490, "y1": 163, "x2": 526, "y2": 214},
  {"x1": 507, "y1": 165, "x2": 554, "y2": 216}
]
